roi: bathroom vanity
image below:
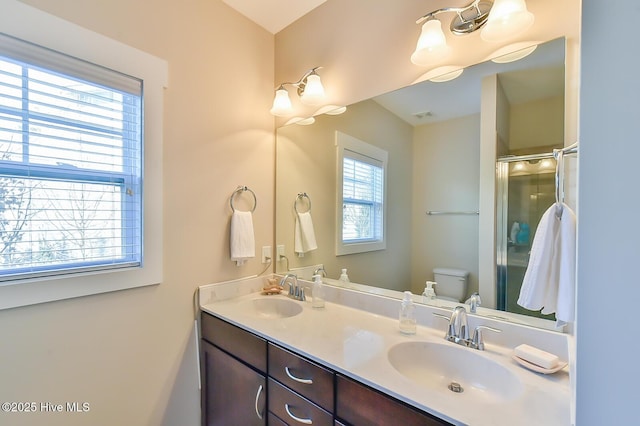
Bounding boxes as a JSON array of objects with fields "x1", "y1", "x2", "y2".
[{"x1": 199, "y1": 276, "x2": 571, "y2": 426}]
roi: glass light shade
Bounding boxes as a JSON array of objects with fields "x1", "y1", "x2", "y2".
[
  {"x1": 314, "y1": 105, "x2": 347, "y2": 115},
  {"x1": 411, "y1": 19, "x2": 451, "y2": 66},
  {"x1": 489, "y1": 41, "x2": 538, "y2": 63},
  {"x1": 270, "y1": 88, "x2": 292, "y2": 116},
  {"x1": 481, "y1": 0, "x2": 534, "y2": 43},
  {"x1": 300, "y1": 74, "x2": 326, "y2": 105}
]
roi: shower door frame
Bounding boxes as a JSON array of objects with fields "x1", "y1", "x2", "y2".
[{"x1": 495, "y1": 152, "x2": 557, "y2": 311}]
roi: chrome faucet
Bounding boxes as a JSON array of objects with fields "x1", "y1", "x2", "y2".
[
  {"x1": 279, "y1": 273, "x2": 305, "y2": 301},
  {"x1": 433, "y1": 305, "x2": 500, "y2": 351},
  {"x1": 466, "y1": 292, "x2": 481, "y2": 313},
  {"x1": 313, "y1": 266, "x2": 327, "y2": 278},
  {"x1": 449, "y1": 306, "x2": 469, "y2": 343}
]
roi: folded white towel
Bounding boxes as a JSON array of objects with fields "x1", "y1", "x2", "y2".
[
  {"x1": 294, "y1": 211, "x2": 317, "y2": 256},
  {"x1": 230, "y1": 211, "x2": 255, "y2": 265},
  {"x1": 517, "y1": 202, "x2": 576, "y2": 325}
]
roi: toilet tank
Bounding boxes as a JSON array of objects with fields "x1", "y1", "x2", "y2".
[{"x1": 433, "y1": 268, "x2": 469, "y2": 302}]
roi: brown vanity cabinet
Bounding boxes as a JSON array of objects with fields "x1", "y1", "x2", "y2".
[
  {"x1": 200, "y1": 313, "x2": 267, "y2": 426},
  {"x1": 268, "y1": 343, "x2": 334, "y2": 424},
  {"x1": 335, "y1": 374, "x2": 451, "y2": 426},
  {"x1": 201, "y1": 312, "x2": 452, "y2": 426}
]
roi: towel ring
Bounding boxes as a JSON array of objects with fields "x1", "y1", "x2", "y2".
[
  {"x1": 230, "y1": 185, "x2": 257, "y2": 213},
  {"x1": 294, "y1": 192, "x2": 311, "y2": 214}
]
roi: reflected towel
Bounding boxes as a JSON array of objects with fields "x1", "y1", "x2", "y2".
[
  {"x1": 230, "y1": 211, "x2": 255, "y2": 265},
  {"x1": 517, "y1": 202, "x2": 576, "y2": 325},
  {"x1": 294, "y1": 211, "x2": 317, "y2": 256}
]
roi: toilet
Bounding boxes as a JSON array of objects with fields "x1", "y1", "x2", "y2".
[{"x1": 433, "y1": 268, "x2": 469, "y2": 302}]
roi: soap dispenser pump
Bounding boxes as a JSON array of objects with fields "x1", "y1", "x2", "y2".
[
  {"x1": 422, "y1": 281, "x2": 437, "y2": 305},
  {"x1": 399, "y1": 291, "x2": 417, "y2": 335},
  {"x1": 312, "y1": 274, "x2": 325, "y2": 309}
]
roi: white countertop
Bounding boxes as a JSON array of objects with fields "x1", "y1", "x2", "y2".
[{"x1": 199, "y1": 276, "x2": 571, "y2": 426}]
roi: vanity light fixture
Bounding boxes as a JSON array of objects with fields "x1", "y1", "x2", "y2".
[
  {"x1": 411, "y1": 0, "x2": 534, "y2": 67},
  {"x1": 489, "y1": 41, "x2": 538, "y2": 63},
  {"x1": 270, "y1": 66, "x2": 326, "y2": 116}
]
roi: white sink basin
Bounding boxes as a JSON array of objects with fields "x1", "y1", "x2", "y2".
[
  {"x1": 388, "y1": 341, "x2": 523, "y2": 403},
  {"x1": 243, "y1": 297, "x2": 303, "y2": 319}
]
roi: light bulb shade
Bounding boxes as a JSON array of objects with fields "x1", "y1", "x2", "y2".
[
  {"x1": 300, "y1": 74, "x2": 326, "y2": 105},
  {"x1": 411, "y1": 19, "x2": 451, "y2": 66},
  {"x1": 270, "y1": 87, "x2": 292, "y2": 116},
  {"x1": 481, "y1": 0, "x2": 534, "y2": 42}
]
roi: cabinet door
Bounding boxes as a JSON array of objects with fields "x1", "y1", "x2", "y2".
[
  {"x1": 336, "y1": 375, "x2": 451, "y2": 426},
  {"x1": 201, "y1": 341, "x2": 266, "y2": 426}
]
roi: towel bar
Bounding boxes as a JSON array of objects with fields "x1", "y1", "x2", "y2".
[{"x1": 426, "y1": 210, "x2": 479, "y2": 215}]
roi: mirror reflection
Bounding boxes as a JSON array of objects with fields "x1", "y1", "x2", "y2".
[{"x1": 276, "y1": 38, "x2": 569, "y2": 329}]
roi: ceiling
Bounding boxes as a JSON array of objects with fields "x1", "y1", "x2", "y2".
[
  {"x1": 373, "y1": 38, "x2": 565, "y2": 126},
  {"x1": 222, "y1": 0, "x2": 327, "y2": 34}
]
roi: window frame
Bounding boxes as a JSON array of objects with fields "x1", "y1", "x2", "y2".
[
  {"x1": 335, "y1": 131, "x2": 388, "y2": 256},
  {"x1": 0, "y1": 1, "x2": 167, "y2": 310}
]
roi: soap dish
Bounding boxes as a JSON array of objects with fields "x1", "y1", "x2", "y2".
[{"x1": 512, "y1": 355, "x2": 568, "y2": 374}]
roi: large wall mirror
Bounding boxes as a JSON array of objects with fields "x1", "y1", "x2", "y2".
[{"x1": 275, "y1": 38, "x2": 570, "y2": 330}]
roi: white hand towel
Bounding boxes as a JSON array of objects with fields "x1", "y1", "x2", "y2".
[
  {"x1": 517, "y1": 202, "x2": 576, "y2": 325},
  {"x1": 555, "y1": 205, "x2": 576, "y2": 323},
  {"x1": 230, "y1": 211, "x2": 255, "y2": 265},
  {"x1": 294, "y1": 211, "x2": 318, "y2": 256}
]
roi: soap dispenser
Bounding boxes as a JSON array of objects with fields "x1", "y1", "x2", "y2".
[
  {"x1": 339, "y1": 268, "x2": 350, "y2": 282},
  {"x1": 422, "y1": 281, "x2": 437, "y2": 305},
  {"x1": 312, "y1": 274, "x2": 325, "y2": 309},
  {"x1": 399, "y1": 291, "x2": 416, "y2": 335}
]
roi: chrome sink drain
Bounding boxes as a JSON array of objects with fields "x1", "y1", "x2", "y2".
[{"x1": 448, "y1": 382, "x2": 464, "y2": 393}]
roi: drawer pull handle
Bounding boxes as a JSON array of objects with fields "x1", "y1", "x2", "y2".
[
  {"x1": 285, "y1": 366, "x2": 313, "y2": 384},
  {"x1": 254, "y1": 384, "x2": 264, "y2": 420},
  {"x1": 285, "y1": 403, "x2": 313, "y2": 424}
]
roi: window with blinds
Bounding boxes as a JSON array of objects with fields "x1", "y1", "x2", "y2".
[
  {"x1": 336, "y1": 131, "x2": 387, "y2": 256},
  {"x1": 342, "y1": 153, "x2": 384, "y2": 242},
  {"x1": 0, "y1": 33, "x2": 143, "y2": 281}
]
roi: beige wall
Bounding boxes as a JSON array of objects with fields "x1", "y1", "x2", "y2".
[
  {"x1": 1, "y1": 1, "x2": 274, "y2": 425},
  {"x1": 509, "y1": 95, "x2": 565, "y2": 151},
  {"x1": 276, "y1": 99, "x2": 413, "y2": 289},
  {"x1": 411, "y1": 114, "x2": 480, "y2": 297}
]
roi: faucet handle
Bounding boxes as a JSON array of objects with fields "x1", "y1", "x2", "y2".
[
  {"x1": 433, "y1": 312, "x2": 456, "y2": 342},
  {"x1": 471, "y1": 325, "x2": 501, "y2": 351}
]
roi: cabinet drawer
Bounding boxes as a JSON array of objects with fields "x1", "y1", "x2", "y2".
[
  {"x1": 268, "y1": 343, "x2": 334, "y2": 412},
  {"x1": 269, "y1": 378, "x2": 333, "y2": 426},
  {"x1": 336, "y1": 375, "x2": 451, "y2": 426},
  {"x1": 201, "y1": 312, "x2": 267, "y2": 373}
]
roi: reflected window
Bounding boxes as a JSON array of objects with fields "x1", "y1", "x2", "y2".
[{"x1": 336, "y1": 132, "x2": 387, "y2": 255}]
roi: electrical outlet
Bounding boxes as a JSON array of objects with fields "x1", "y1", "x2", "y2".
[
  {"x1": 261, "y1": 246, "x2": 271, "y2": 264},
  {"x1": 277, "y1": 245, "x2": 285, "y2": 261}
]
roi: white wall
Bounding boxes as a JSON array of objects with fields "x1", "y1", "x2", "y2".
[
  {"x1": 0, "y1": 1, "x2": 274, "y2": 425},
  {"x1": 576, "y1": 0, "x2": 640, "y2": 423}
]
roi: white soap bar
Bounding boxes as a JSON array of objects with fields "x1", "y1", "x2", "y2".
[{"x1": 514, "y1": 344, "x2": 559, "y2": 369}]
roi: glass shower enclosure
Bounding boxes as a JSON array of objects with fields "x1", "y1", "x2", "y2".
[{"x1": 496, "y1": 154, "x2": 557, "y2": 319}]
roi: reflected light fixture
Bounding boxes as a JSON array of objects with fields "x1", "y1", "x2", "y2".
[
  {"x1": 270, "y1": 67, "x2": 326, "y2": 116},
  {"x1": 411, "y1": 0, "x2": 534, "y2": 67},
  {"x1": 489, "y1": 41, "x2": 538, "y2": 63}
]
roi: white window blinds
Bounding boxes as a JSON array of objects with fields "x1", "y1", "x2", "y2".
[
  {"x1": 342, "y1": 151, "x2": 384, "y2": 242},
  {"x1": 0, "y1": 33, "x2": 143, "y2": 281}
]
